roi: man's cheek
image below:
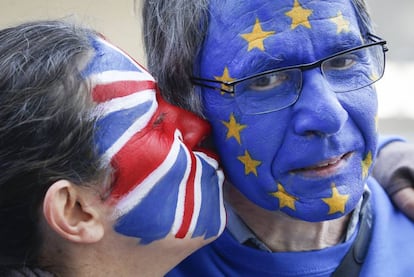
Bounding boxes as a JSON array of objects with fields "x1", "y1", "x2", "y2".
[
  {"x1": 338, "y1": 89, "x2": 378, "y2": 134},
  {"x1": 338, "y1": 90, "x2": 378, "y2": 162}
]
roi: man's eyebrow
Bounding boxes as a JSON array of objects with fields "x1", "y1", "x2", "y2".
[
  {"x1": 234, "y1": 53, "x2": 285, "y2": 78},
  {"x1": 332, "y1": 35, "x2": 364, "y2": 52}
]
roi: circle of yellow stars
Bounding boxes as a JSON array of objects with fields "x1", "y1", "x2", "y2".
[{"x1": 215, "y1": 0, "x2": 371, "y2": 216}]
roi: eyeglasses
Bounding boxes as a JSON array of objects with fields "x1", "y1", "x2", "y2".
[{"x1": 192, "y1": 34, "x2": 388, "y2": 115}]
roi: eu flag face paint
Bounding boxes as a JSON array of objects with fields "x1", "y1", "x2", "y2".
[
  {"x1": 198, "y1": 0, "x2": 378, "y2": 221},
  {"x1": 83, "y1": 37, "x2": 226, "y2": 243}
]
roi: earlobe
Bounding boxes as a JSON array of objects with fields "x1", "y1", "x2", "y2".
[{"x1": 43, "y1": 180, "x2": 105, "y2": 243}]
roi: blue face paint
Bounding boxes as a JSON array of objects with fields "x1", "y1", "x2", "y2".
[
  {"x1": 198, "y1": 0, "x2": 378, "y2": 221},
  {"x1": 83, "y1": 37, "x2": 226, "y2": 243}
]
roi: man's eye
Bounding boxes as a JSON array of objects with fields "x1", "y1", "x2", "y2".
[
  {"x1": 248, "y1": 72, "x2": 289, "y2": 91},
  {"x1": 325, "y1": 55, "x2": 357, "y2": 70}
]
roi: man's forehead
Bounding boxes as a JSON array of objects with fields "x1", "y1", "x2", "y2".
[
  {"x1": 207, "y1": 0, "x2": 359, "y2": 39},
  {"x1": 208, "y1": 0, "x2": 356, "y2": 22},
  {"x1": 201, "y1": 0, "x2": 361, "y2": 77}
]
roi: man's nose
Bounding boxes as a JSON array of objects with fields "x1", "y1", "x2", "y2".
[{"x1": 292, "y1": 70, "x2": 348, "y2": 137}]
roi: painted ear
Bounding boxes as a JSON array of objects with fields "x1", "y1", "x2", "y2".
[{"x1": 43, "y1": 180, "x2": 105, "y2": 243}]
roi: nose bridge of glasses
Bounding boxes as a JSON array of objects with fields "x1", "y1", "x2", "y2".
[
  {"x1": 293, "y1": 59, "x2": 329, "y2": 95},
  {"x1": 301, "y1": 66, "x2": 335, "y2": 97}
]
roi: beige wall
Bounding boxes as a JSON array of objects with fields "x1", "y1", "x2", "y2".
[{"x1": 1, "y1": 0, "x2": 146, "y2": 63}]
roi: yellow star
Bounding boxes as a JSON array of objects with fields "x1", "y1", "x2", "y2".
[
  {"x1": 370, "y1": 72, "x2": 379, "y2": 82},
  {"x1": 270, "y1": 183, "x2": 298, "y2": 210},
  {"x1": 240, "y1": 18, "x2": 276, "y2": 51},
  {"x1": 361, "y1": 151, "x2": 373, "y2": 179},
  {"x1": 285, "y1": 0, "x2": 313, "y2": 30},
  {"x1": 238, "y1": 150, "x2": 262, "y2": 176},
  {"x1": 221, "y1": 113, "x2": 247, "y2": 144},
  {"x1": 322, "y1": 184, "x2": 350, "y2": 215},
  {"x1": 215, "y1": 67, "x2": 236, "y2": 94},
  {"x1": 330, "y1": 11, "x2": 350, "y2": 33}
]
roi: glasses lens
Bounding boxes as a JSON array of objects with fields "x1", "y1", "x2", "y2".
[
  {"x1": 234, "y1": 69, "x2": 302, "y2": 114},
  {"x1": 322, "y1": 44, "x2": 385, "y2": 92}
]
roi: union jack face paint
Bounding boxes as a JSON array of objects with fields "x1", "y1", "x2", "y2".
[{"x1": 82, "y1": 37, "x2": 226, "y2": 244}]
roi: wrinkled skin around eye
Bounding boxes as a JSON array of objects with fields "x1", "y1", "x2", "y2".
[
  {"x1": 324, "y1": 54, "x2": 358, "y2": 71},
  {"x1": 248, "y1": 72, "x2": 290, "y2": 91}
]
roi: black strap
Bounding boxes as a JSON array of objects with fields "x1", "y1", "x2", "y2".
[{"x1": 332, "y1": 193, "x2": 374, "y2": 277}]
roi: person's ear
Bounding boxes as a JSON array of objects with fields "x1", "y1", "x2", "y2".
[{"x1": 43, "y1": 180, "x2": 105, "y2": 243}]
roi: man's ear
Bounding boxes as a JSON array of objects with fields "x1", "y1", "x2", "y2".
[{"x1": 43, "y1": 180, "x2": 105, "y2": 243}]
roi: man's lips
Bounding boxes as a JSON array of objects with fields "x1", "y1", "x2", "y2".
[{"x1": 290, "y1": 152, "x2": 353, "y2": 177}]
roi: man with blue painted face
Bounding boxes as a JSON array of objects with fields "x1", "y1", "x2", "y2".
[{"x1": 143, "y1": 0, "x2": 414, "y2": 275}]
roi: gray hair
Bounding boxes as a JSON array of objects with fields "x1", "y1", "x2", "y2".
[
  {"x1": 0, "y1": 20, "x2": 110, "y2": 270},
  {"x1": 142, "y1": 0, "x2": 374, "y2": 115},
  {"x1": 142, "y1": 0, "x2": 209, "y2": 114}
]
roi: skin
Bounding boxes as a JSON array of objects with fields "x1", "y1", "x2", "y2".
[
  {"x1": 83, "y1": 37, "x2": 226, "y2": 244},
  {"x1": 198, "y1": 0, "x2": 378, "y2": 230}
]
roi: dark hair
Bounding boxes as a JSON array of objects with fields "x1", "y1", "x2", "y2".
[
  {"x1": 142, "y1": 0, "x2": 374, "y2": 115},
  {"x1": 0, "y1": 20, "x2": 110, "y2": 271}
]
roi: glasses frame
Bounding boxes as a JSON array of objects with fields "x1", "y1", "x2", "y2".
[{"x1": 191, "y1": 33, "x2": 388, "y2": 95}]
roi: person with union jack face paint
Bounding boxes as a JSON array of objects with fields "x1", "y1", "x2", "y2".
[
  {"x1": 0, "y1": 20, "x2": 225, "y2": 276},
  {"x1": 142, "y1": 0, "x2": 414, "y2": 275}
]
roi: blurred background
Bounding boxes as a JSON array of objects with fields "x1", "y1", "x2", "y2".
[
  {"x1": 1, "y1": 0, "x2": 413, "y2": 141},
  {"x1": 369, "y1": 0, "x2": 414, "y2": 141},
  {"x1": 0, "y1": 0, "x2": 145, "y2": 67}
]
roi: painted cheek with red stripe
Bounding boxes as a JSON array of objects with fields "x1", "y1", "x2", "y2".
[
  {"x1": 155, "y1": 93, "x2": 211, "y2": 151},
  {"x1": 84, "y1": 37, "x2": 226, "y2": 244}
]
